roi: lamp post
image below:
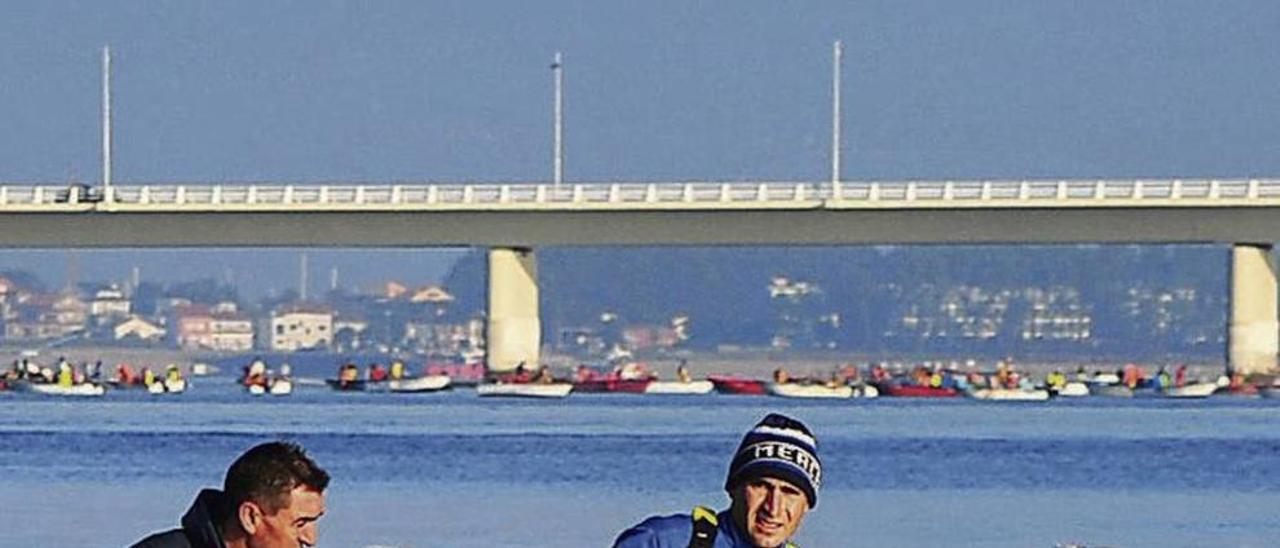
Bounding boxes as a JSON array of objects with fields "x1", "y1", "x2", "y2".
[
  {"x1": 102, "y1": 45, "x2": 112, "y2": 196},
  {"x1": 831, "y1": 40, "x2": 843, "y2": 190},
  {"x1": 552, "y1": 52, "x2": 564, "y2": 188}
]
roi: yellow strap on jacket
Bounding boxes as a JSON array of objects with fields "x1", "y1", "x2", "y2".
[
  {"x1": 688, "y1": 506, "x2": 798, "y2": 547},
  {"x1": 689, "y1": 506, "x2": 718, "y2": 548}
]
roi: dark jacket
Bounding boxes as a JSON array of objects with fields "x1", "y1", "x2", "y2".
[
  {"x1": 130, "y1": 489, "x2": 228, "y2": 548},
  {"x1": 614, "y1": 509, "x2": 795, "y2": 548}
]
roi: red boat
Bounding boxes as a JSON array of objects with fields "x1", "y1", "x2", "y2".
[
  {"x1": 425, "y1": 361, "x2": 487, "y2": 387},
  {"x1": 878, "y1": 383, "x2": 960, "y2": 398},
  {"x1": 709, "y1": 375, "x2": 767, "y2": 395},
  {"x1": 573, "y1": 378, "x2": 652, "y2": 393}
]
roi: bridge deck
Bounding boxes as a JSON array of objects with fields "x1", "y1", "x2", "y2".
[{"x1": 1, "y1": 179, "x2": 1279, "y2": 247}]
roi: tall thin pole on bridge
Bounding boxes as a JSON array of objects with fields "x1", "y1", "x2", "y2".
[
  {"x1": 831, "y1": 40, "x2": 843, "y2": 187},
  {"x1": 552, "y1": 51, "x2": 564, "y2": 187},
  {"x1": 102, "y1": 45, "x2": 112, "y2": 193}
]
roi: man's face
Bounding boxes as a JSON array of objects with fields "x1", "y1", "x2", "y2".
[
  {"x1": 247, "y1": 486, "x2": 326, "y2": 548},
  {"x1": 731, "y1": 475, "x2": 810, "y2": 547}
]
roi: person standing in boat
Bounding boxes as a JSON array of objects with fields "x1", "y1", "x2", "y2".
[
  {"x1": 338, "y1": 363, "x2": 360, "y2": 388},
  {"x1": 57, "y1": 360, "x2": 74, "y2": 388},
  {"x1": 131, "y1": 441, "x2": 330, "y2": 548},
  {"x1": 166, "y1": 364, "x2": 184, "y2": 385},
  {"x1": 389, "y1": 360, "x2": 405, "y2": 380},
  {"x1": 677, "y1": 363, "x2": 693, "y2": 383},
  {"x1": 368, "y1": 363, "x2": 388, "y2": 382},
  {"x1": 614, "y1": 413, "x2": 820, "y2": 548},
  {"x1": 535, "y1": 365, "x2": 555, "y2": 384}
]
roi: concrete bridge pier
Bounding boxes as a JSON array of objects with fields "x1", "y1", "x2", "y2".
[
  {"x1": 1229, "y1": 244, "x2": 1278, "y2": 376},
  {"x1": 487, "y1": 247, "x2": 541, "y2": 373}
]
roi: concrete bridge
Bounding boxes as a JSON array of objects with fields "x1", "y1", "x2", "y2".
[{"x1": 3, "y1": 178, "x2": 1278, "y2": 374}]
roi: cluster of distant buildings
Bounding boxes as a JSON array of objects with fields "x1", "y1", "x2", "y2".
[
  {"x1": 0, "y1": 266, "x2": 1221, "y2": 360},
  {"x1": 765, "y1": 275, "x2": 1220, "y2": 352},
  {"x1": 0, "y1": 277, "x2": 485, "y2": 356}
]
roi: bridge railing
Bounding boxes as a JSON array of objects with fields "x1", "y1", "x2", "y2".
[
  {"x1": 2, "y1": 179, "x2": 1280, "y2": 208},
  {"x1": 830, "y1": 179, "x2": 1278, "y2": 202},
  {"x1": 97, "y1": 181, "x2": 826, "y2": 206}
]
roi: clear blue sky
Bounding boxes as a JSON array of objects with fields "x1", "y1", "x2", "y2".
[{"x1": 0, "y1": 1, "x2": 1276, "y2": 294}]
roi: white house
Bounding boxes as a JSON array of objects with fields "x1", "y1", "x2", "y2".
[
  {"x1": 90, "y1": 285, "x2": 132, "y2": 323},
  {"x1": 271, "y1": 304, "x2": 334, "y2": 351},
  {"x1": 114, "y1": 315, "x2": 166, "y2": 342}
]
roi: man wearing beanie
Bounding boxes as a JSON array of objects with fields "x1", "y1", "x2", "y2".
[{"x1": 613, "y1": 413, "x2": 820, "y2": 548}]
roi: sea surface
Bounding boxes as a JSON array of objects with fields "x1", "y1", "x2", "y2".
[{"x1": 2, "y1": 378, "x2": 1279, "y2": 547}]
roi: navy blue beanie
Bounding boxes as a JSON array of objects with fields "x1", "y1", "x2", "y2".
[{"x1": 724, "y1": 413, "x2": 821, "y2": 508}]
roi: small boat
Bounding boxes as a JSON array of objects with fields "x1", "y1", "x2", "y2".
[
  {"x1": 249, "y1": 379, "x2": 293, "y2": 396},
  {"x1": 424, "y1": 361, "x2": 487, "y2": 388},
  {"x1": 388, "y1": 375, "x2": 451, "y2": 393},
  {"x1": 18, "y1": 382, "x2": 106, "y2": 397},
  {"x1": 1089, "y1": 373, "x2": 1122, "y2": 385},
  {"x1": 1220, "y1": 383, "x2": 1260, "y2": 397},
  {"x1": 1051, "y1": 382, "x2": 1090, "y2": 398},
  {"x1": 145, "y1": 376, "x2": 186, "y2": 394},
  {"x1": 476, "y1": 382, "x2": 573, "y2": 398},
  {"x1": 1090, "y1": 384, "x2": 1134, "y2": 398},
  {"x1": 644, "y1": 380, "x2": 714, "y2": 395},
  {"x1": 709, "y1": 375, "x2": 767, "y2": 395},
  {"x1": 573, "y1": 378, "x2": 651, "y2": 393},
  {"x1": 853, "y1": 384, "x2": 879, "y2": 399},
  {"x1": 326, "y1": 379, "x2": 367, "y2": 392},
  {"x1": 1162, "y1": 382, "x2": 1218, "y2": 399},
  {"x1": 877, "y1": 383, "x2": 959, "y2": 398},
  {"x1": 969, "y1": 388, "x2": 1050, "y2": 402},
  {"x1": 766, "y1": 382, "x2": 853, "y2": 399}
]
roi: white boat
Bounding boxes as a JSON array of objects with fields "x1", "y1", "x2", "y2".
[
  {"x1": 1053, "y1": 382, "x2": 1090, "y2": 398},
  {"x1": 249, "y1": 380, "x2": 293, "y2": 396},
  {"x1": 853, "y1": 384, "x2": 879, "y2": 399},
  {"x1": 269, "y1": 379, "x2": 293, "y2": 396},
  {"x1": 388, "y1": 375, "x2": 451, "y2": 393},
  {"x1": 969, "y1": 388, "x2": 1050, "y2": 401},
  {"x1": 476, "y1": 382, "x2": 573, "y2": 398},
  {"x1": 1163, "y1": 382, "x2": 1218, "y2": 399},
  {"x1": 148, "y1": 379, "x2": 186, "y2": 395},
  {"x1": 1089, "y1": 373, "x2": 1122, "y2": 385},
  {"x1": 766, "y1": 383, "x2": 853, "y2": 399},
  {"x1": 644, "y1": 380, "x2": 714, "y2": 395},
  {"x1": 21, "y1": 382, "x2": 105, "y2": 397},
  {"x1": 1089, "y1": 384, "x2": 1134, "y2": 398}
]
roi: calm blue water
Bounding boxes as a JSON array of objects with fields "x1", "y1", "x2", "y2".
[{"x1": 3, "y1": 379, "x2": 1280, "y2": 547}]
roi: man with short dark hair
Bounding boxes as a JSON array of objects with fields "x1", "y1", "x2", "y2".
[
  {"x1": 132, "y1": 441, "x2": 330, "y2": 548},
  {"x1": 614, "y1": 413, "x2": 820, "y2": 548}
]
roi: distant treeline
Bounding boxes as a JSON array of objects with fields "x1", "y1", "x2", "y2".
[{"x1": 443, "y1": 245, "x2": 1231, "y2": 361}]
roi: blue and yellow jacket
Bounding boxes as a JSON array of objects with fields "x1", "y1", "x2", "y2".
[{"x1": 613, "y1": 507, "x2": 798, "y2": 548}]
